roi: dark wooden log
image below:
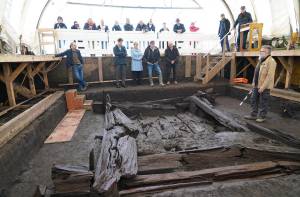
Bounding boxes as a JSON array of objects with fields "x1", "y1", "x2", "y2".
[
  {"x1": 189, "y1": 95, "x2": 248, "y2": 132},
  {"x1": 93, "y1": 127, "x2": 138, "y2": 193},
  {"x1": 246, "y1": 121, "x2": 300, "y2": 148},
  {"x1": 51, "y1": 164, "x2": 93, "y2": 194},
  {"x1": 89, "y1": 135, "x2": 103, "y2": 171}
]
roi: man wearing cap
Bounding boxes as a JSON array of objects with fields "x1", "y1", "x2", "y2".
[
  {"x1": 233, "y1": 6, "x2": 253, "y2": 51},
  {"x1": 244, "y1": 45, "x2": 277, "y2": 122}
]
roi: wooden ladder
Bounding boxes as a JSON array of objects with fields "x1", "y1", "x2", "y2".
[{"x1": 38, "y1": 28, "x2": 57, "y2": 54}]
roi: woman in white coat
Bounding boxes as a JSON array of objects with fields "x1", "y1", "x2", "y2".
[{"x1": 131, "y1": 42, "x2": 144, "y2": 85}]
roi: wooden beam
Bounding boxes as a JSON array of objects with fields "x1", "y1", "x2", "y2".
[
  {"x1": 0, "y1": 55, "x2": 61, "y2": 63},
  {"x1": 0, "y1": 74, "x2": 4, "y2": 82},
  {"x1": 246, "y1": 57, "x2": 257, "y2": 67},
  {"x1": 42, "y1": 65, "x2": 49, "y2": 89},
  {"x1": 0, "y1": 91, "x2": 64, "y2": 147},
  {"x1": 32, "y1": 62, "x2": 46, "y2": 76},
  {"x1": 10, "y1": 62, "x2": 29, "y2": 81},
  {"x1": 230, "y1": 53, "x2": 236, "y2": 83},
  {"x1": 185, "y1": 56, "x2": 192, "y2": 78},
  {"x1": 3, "y1": 63, "x2": 16, "y2": 106},
  {"x1": 27, "y1": 64, "x2": 37, "y2": 95},
  {"x1": 285, "y1": 57, "x2": 294, "y2": 89},
  {"x1": 14, "y1": 82, "x2": 35, "y2": 99},
  {"x1": 277, "y1": 57, "x2": 289, "y2": 72},
  {"x1": 97, "y1": 57, "x2": 103, "y2": 82}
]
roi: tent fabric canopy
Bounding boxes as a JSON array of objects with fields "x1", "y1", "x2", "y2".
[{"x1": 0, "y1": 0, "x2": 299, "y2": 47}]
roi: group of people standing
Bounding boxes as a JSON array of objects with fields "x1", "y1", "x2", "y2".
[{"x1": 113, "y1": 39, "x2": 180, "y2": 88}]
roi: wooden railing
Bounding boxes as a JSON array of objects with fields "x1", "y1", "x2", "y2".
[{"x1": 38, "y1": 29, "x2": 221, "y2": 56}]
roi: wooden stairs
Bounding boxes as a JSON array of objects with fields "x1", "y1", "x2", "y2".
[
  {"x1": 198, "y1": 54, "x2": 232, "y2": 84},
  {"x1": 65, "y1": 89, "x2": 93, "y2": 111}
]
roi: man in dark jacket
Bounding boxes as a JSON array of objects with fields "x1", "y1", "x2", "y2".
[
  {"x1": 218, "y1": 14, "x2": 231, "y2": 52},
  {"x1": 124, "y1": 18, "x2": 134, "y2": 31},
  {"x1": 173, "y1": 18, "x2": 185, "y2": 33},
  {"x1": 55, "y1": 42, "x2": 87, "y2": 91},
  {"x1": 97, "y1": 19, "x2": 109, "y2": 32},
  {"x1": 54, "y1": 16, "x2": 67, "y2": 29},
  {"x1": 144, "y1": 41, "x2": 165, "y2": 86},
  {"x1": 147, "y1": 19, "x2": 155, "y2": 32},
  {"x1": 113, "y1": 38, "x2": 127, "y2": 88},
  {"x1": 165, "y1": 42, "x2": 180, "y2": 85},
  {"x1": 234, "y1": 6, "x2": 253, "y2": 50},
  {"x1": 112, "y1": 21, "x2": 122, "y2": 31},
  {"x1": 71, "y1": 21, "x2": 80, "y2": 29},
  {"x1": 136, "y1": 21, "x2": 147, "y2": 32}
]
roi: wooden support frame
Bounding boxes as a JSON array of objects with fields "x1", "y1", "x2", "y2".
[
  {"x1": 98, "y1": 57, "x2": 103, "y2": 82},
  {"x1": 246, "y1": 57, "x2": 257, "y2": 67},
  {"x1": 277, "y1": 56, "x2": 294, "y2": 89},
  {"x1": 230, "y1": 53, "x2": 236, "y2": 83}
]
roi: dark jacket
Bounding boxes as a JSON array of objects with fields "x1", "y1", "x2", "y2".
[
  {"x1": 218, "y1": 18, "x2": 231, "y2": 36},
  {"x1": 71, "y1": 25, "x2": 80, "y2": 29},
  {"x1": 113, "y1": 45, "x2": 127, "y2": 65},
  {"x1": 55, "y1": 49, "x2": 84, "y2": 67},
  {"x1": 165, "y1": 46, "x2": 180, "y2": 64},
  {"x1": 173, "y1": 23, "x2": 186, "y2": 33},
  {"x1": 83, "y1": 23, "x2": 97, "y2": 30},
  {"x1": 147, "y1": 23, "x2": 155, "y2": 32},
  {"x1": 54, "y1": 23, "x2": 67, "y2": 29},
  {"x1": 136, "y1": 23, "x2": 147, "y2": 31},
  {"x1": 112, "y1": 25, "x2": 122, "y2": 31},
  {"x1": 97, "y1": 25, "x2": 109, "y2": 32},
  {"x1": 124, "y1": 24, "x2": 134, "y2": 31},
  {"x1": 144, "y1": 46, "x2": 160, "y2": 64},
  {"x1": 234, "y1": 12, "x2": 253, "y2": 30}
]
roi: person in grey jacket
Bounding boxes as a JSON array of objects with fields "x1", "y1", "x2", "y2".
[{"x1": 113, "y1": 38, "x2": 127, "y2": 88}]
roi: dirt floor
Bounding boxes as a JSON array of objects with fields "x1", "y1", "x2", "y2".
[{"x1": 5, "y1": 90, "x2": 300, "y2": 197}]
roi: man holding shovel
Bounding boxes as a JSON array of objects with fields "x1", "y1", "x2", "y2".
[{"x1": 244, "y1": 45, "x2": 277, "y2": 122}]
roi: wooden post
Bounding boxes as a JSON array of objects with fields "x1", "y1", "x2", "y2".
[
  {"x1": 27, "y1": 64, "x2": 37, "y2": 95},
  {"x1": 98, "y1": 57, "x2": 103, "y2": 82},
  {"x1": 203, "y1": 54, "x2": 210, "y2": 84},
  {"x1": 240, "y1": 31, "x2": 244, "y2": 52},
  {"x1": 185, "y1": 56, "x2": 192, "y2": 78},
  {"x1": 230, "y1": 52, "x2": 236, "y2": 83},
  {"x1": 195, "y1": 54, "x2": 202, "y2": 80},
  {"x1": 68, "y1": 66, "x2": 73, "y2": 84},
  {"x1": 3, "y1": 63, "x2": 16, "y2": 106},
  {"x1": 285, "y1": 56, "x2": 294, "y2": 89}
]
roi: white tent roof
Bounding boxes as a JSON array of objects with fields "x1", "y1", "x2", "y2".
[{"x1": 0, "y1": 0, "x2": 299, "y2": 47}]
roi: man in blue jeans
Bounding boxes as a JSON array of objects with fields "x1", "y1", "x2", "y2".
[
  {"x1": 55, "y1": 42, "x2": 87, "y2": 91},
  {"x1": 143, "y1": 41, "x2": 165, "y2": 86}
]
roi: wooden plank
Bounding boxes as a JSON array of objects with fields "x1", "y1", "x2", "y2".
[
  {"x1": 123, "y1": 161, "x2": 300, "y2": 188},
  {"x1": 3, "y1": 63, "x2": 16, "y2": 106},
  {"x1": 0, "y1": 55, "x2": 61, "y2": 63},
  {"x1": 13, "y1": 83, "x2": 35, "y2": 98},
  {"x1": 67, "y1": 66, "x2": 74, "y2": 84},
  {"x1": 98, "y1": 57, "x2": 103, "y2": 82},
  {"x1": 185, "y1": 56, "x2": 192, "y2": 78},
  {"x1": 42, "y1": 65, "x2": 49, "y2": 89},
  {"x1": 26, "y1": 64, "x2": 37, "y2": 95},
  {"x1": 230, "y1": 52, "x2": 236, "y2": 83},
  {"x1": 0, "y1": 91, "x2": 64, "y2": 147}
]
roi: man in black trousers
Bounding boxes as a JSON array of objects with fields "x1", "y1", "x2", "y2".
[
  {"x1": 165, "y1": 41, "x2": 180, "y2": 85},
  {"x1": 113, "y1": 38, "x2": 127, "y2": 88},
  {"x1": 233, "y1": 6, "x2": 253, "y2": 51}
]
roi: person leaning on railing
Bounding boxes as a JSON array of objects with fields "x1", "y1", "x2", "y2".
[
  {"x1": 112, "y1": 21, "x2": 122, "y2": 31},
  {"x1": 84, "y1": 18, "x2": 97, "y2": 30},
  {"x1": 97, "y1": 19, "x2": 109, "y2": 32},
  {"x1": 146, "y1": 19, "x2": 156, "y2": 32},
  {"x1": 54, "y1": 42, "x2": 88, "y2": 91},
  {"x1": 143, "y1": 41, "x2": 165, "y2": 87},
  {"x1": 136, "y1": 21, "x2": 148, "y2": 32},
  {"x1": 124, "y1": 18, "x2": 134, "y2": 31},
  {"x1": 54, "y1": 16, "x2": 67, "y2": 29},
  {"x1": 173, "y1": 18, "x2": 186, "y2": 34},
  {"x1": 244, "y1": 45, "x2": 277, "y2": 123},
  {"x1": 159, "y1": 22, "x2": 170, "y2": 33},
  {"x1": 71, "y1": 21, "x2": 80, "y2": 30},
  {"x1": 113, "y1": 38, "x2": 128, "y2": 88}
]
